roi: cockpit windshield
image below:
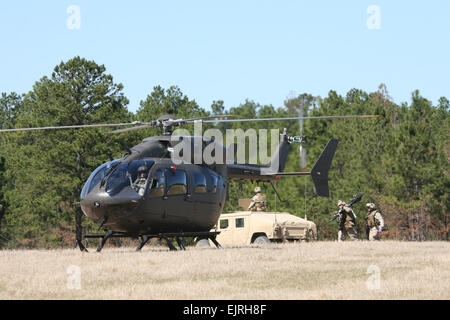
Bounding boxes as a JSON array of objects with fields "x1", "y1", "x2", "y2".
[
  {"x1": 80, "y1": 159, "x2": 120, "y2": 199},
  {"x1": 105, "y1": 160, "x2": 155, "y2": 196}
]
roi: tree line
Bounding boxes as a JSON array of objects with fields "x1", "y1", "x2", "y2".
[{"x1": 0, "y1": 57, "x2": 448, "y2": 248}]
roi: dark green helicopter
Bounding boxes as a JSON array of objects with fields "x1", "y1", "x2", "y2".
[{"x1": 0, "y1": 113, "x2": 377, "y2": 251}]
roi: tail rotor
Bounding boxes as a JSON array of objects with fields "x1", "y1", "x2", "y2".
[{"x1": 297, "y1": 108, "x2": 307, "y2": 172}]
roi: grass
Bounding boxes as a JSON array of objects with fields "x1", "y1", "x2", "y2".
[{"x1": 0, "y1": 241, "x2": 449, "y2": 300}]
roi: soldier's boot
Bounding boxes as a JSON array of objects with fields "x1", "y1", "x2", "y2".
[{"x1": 337, "y1": 230, "x2": 343, "y2": 242}]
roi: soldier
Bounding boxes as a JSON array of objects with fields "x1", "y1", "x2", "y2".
[
  {"x1": 132, "y1": 165, "x2": 149, "y2": 196},
  {"x1": 248, "y1": 187, "x2": 267, "y2": 212},
  {"x1": 365, "y1": 203, "x2": 384, "y2": 241},
  {"x1": 336, "y1": 200, "x2": 358, "y2": 241}
]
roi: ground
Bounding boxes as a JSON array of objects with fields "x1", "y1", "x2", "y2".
[{"x1": 0, "y1": 241, "x2": 448, "y2": 300}]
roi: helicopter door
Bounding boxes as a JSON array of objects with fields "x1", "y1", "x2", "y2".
[
  {"x1": 163, "y1": 168, "x2": 193, "y2": 228},
  {"x1": 191, "y1": 171, "x2": 217, "y2": 228},
  {"x1": 138, "y1": 167, "x2": 166, "y2": 229}
]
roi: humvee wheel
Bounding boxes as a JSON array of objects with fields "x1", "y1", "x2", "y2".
[
  {"x1": 196, "y1": 238, "x2": 211, "y2": 248},
  {"x1": 253, "y1": 235, "x2": 271, "y2": 245}
]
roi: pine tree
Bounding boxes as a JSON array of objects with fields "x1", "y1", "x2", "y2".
[{"x1": 3, "y1": 57, "x2": 137, "y2": 247}]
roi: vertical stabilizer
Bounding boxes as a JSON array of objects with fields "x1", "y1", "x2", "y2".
[{"x1": 310, "y1": 139, "x2": 339, "y2": 197}]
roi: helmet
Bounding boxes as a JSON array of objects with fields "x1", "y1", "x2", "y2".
[
  {"x1": 366, "y1": 203, "x2": 376, "y2": 210},
  {"x1": 254, "y1": 187, "x2": 261, "y2": 193},
  {"x1": 337, "y1": 200, "x2": 346, "y2": 206},
  {"x1": 137, "y1": 165, "x2": 147, "y2": 174}
]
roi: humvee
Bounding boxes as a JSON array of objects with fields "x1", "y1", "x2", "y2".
[{"x1": 198, "y1": 199, "x2": 317, "y2": 247}]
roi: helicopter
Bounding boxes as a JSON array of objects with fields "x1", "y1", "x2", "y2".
[{"x1": 0, "y1": 113, "x2": 378, "y2": 251}]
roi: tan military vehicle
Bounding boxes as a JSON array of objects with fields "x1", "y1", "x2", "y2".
[{"x1": 198, "y1": 199, "x2": 317, "y2": 247}]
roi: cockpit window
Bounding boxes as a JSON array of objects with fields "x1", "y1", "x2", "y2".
[
  {"x1": 80, "y1": 159, "x2": 119, "y2": 199},
  {"x1": 105, "y1": 160, "x2": 154, "y2": 196}
]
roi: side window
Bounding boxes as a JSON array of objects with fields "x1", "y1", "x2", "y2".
[
  {"x1": 235, "y1": 218, "x2": 245, "y2": 228},
  {"x1": 210, "y1": 174, "x2": 218, "y2": 193},
  {"x1": 193, "y1": 173, "x2": 207, "y2": 193},
  {"x1": 166, "y1": 169, "x2": 187, "y2": 196},
  {"x1": 148, "y1": 168, "x2": 165, "y2": 198},
  {"x1": 219, "y1": 219, "x2": 229, "y2": 229}
]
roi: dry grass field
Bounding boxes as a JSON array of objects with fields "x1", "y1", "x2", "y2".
[{"x1": 0, "y1": 241, "x2": 449, "y2": 300}]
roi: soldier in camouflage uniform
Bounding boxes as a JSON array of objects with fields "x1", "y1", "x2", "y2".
[
  {"x1": 336, "y1": 200, "x2": 358, "y2": 241},
  {"x1": 132, "y1": 165, "x2": 149, "y2": 196},
  {"x1": 365, "y1": 203, "x2": 384, "y2": 241},
  {"x1": 248, "y1": 187, "x2": 267, "y2": 212}
]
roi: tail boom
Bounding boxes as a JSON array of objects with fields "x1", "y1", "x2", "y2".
[
  {"x1": 226, "y1": 139, "x2": 338, "y2": 197},
  {"x1": 263, "y1": 139, "x2": 338, "y2": 197}
]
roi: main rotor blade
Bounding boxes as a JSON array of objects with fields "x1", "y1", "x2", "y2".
[
  {"x1": 0, "y1": 122, "x2": 141, "y2": 132},
  {"x1": 110, "y1": 114, "x2": 234, "y2": 133},
  {"x1": 111, "y1": 115, "x2": 235, "y2": 133},
  {"x1": 183, "y1": 114, "x2": 234, "y2": 122},
  {"x1": 201, "y1": 114, "x2": 379, "y2": 123},
  {"x1": 109, "y1": 124, "x2": 155, "y2": 134},
  {"x1": 0, "y1": 115, "x2": 378, "y2": 133}
]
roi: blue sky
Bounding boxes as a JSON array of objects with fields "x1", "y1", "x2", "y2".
[{"x1": 0, "y1": 1, "x2": 449, "y2": 113}]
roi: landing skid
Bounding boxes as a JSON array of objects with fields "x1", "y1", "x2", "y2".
[
  {"x1": 79, "y1": 231, "x2": 221, "y2": 252},
  {"x1": 0, "y1": 233, "x2": 9, "y2": 241}
]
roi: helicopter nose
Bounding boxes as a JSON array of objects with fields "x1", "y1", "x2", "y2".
[{"x1": 80, "y1": 188, "x2": 141, "y2": 223}]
